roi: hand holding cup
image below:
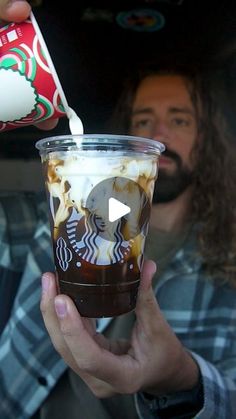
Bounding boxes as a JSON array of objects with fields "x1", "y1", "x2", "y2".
[
  {"x1": 0, "y1": 1, "x2": 60, "y2": 131},
  {"x1": 40, "y1": 260, "x2": 200, "y2": 398},
  {"x1": 0, "y1": 0, "x2": 31, "y2": 23}
]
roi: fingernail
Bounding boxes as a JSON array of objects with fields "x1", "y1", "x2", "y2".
[
  {"x1": 55, "y1": 298, "x2": 67, "y2": 318},
  {"x1": 42, "y1": 274, "x2": 51, "y2": 293}
]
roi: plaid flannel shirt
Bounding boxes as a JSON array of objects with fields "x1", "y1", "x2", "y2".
[{"x1": 0, "y1": 192, "x2": 236, "y2": 419}]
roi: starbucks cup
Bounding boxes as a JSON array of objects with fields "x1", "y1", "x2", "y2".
[
  {"x1": 0, "y1": 12, "x2": 69, "y2": 132},
  {"x1": 36, "y1": 134, "x2": 165, "y2": 318}
]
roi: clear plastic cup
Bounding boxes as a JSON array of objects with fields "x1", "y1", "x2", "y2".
[{"x1": 36, "y1": 134, "x2": 165, "y2": 317}]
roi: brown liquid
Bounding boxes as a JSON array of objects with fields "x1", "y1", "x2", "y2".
[
  {"x1": 58, "y1": 274, "x2": 140, "y2": 318},
  {"x1": 52, "y1": 217, "x2": 143, "y2": 317},
  {"x1": 44, "y1": 154, "x2": 156, "y2": 318}
]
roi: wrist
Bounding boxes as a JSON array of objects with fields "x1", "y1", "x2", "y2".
[
  {"x1": 141, "y1": 372, "x2": 204, "y2": 419},
  {"x1": 145, "y1": 349, "x2": 200, "y2": 396},
  {"x1": 173, "y1": 350, "x2": 200, "y2": 392}
]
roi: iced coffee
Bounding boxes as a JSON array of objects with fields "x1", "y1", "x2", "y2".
[{"x1": 36, "y1": 134, "x2": 164, "y2": 317}]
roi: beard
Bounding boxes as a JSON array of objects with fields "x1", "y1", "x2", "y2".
[{"x1": 153, "y1": 149, "x2": 194, "y2": 204}]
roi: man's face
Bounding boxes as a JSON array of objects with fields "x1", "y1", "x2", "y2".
[{"x1": 130, "y1": 74, "x2": 199, "y2": 203}]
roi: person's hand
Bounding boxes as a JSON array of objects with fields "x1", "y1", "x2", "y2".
[
  {"x1": 40, "y1": 260, "x2": 200, "y2": 398},
  {"x1": 0, "y1": 0, "x2": 31, "y2": 23},
  {"x1": 0, "y1": 0, "x2": 58, "y2": 131}
]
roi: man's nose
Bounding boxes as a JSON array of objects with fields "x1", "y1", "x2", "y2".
[{"x1": 152, "y1": 121, "x2": 169, "y2": 144}]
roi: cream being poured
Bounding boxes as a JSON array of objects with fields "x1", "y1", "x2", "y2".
[
  {"x1": 30, "y1": 12, "x2": 84, "y2": 136},
  {"x1": 67, "y1": 107, "x2": 84, "y2": 135}
]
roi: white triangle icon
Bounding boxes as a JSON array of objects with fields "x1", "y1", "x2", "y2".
[{"x1": 108, "y1": 197, "x2": 131, "y2": 222}]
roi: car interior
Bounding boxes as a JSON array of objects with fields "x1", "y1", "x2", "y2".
[{"x1": 0, "y1": 0, "x2": 235, "y2": 190}]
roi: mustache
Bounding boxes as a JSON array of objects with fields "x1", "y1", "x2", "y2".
[{"x1": 162, "y1": 148, "x2": 182, "y2": 166}]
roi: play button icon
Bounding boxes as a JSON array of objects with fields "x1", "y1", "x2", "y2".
[
  {"x1": 108, "y1": 198, "x2": 130, "y2": 222},
  {"x1": 85, "y1": 176, "x2": 151, "y2": 242}
]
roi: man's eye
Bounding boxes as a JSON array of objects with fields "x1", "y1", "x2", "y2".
[
  {"x1": 171, "y1": 118, "x2": 190, "y2": 127},
  {"x1": 132, "y1": 119, "x2": 152, "y2": 129}
]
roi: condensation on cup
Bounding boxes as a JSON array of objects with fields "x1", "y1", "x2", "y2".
[{"x1": 0, "y1": 12, "x2": 71, "y2": 132}]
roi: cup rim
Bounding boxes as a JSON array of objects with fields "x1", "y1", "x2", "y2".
[{"x1": 35, "y1": 133, "x2": 166, "y2": 155}]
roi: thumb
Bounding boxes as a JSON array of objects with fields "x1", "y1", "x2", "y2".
[
  {"x1": 135, "y1": 259, "x2": 159, "y2": 320},
  {"x1": 0, "y1": 1, "x2": 31, "y2": 23}
]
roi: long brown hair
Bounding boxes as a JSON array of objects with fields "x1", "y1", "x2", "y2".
[{"x1": 107, "y1": 61, "x2": 236, "y2": 283}]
